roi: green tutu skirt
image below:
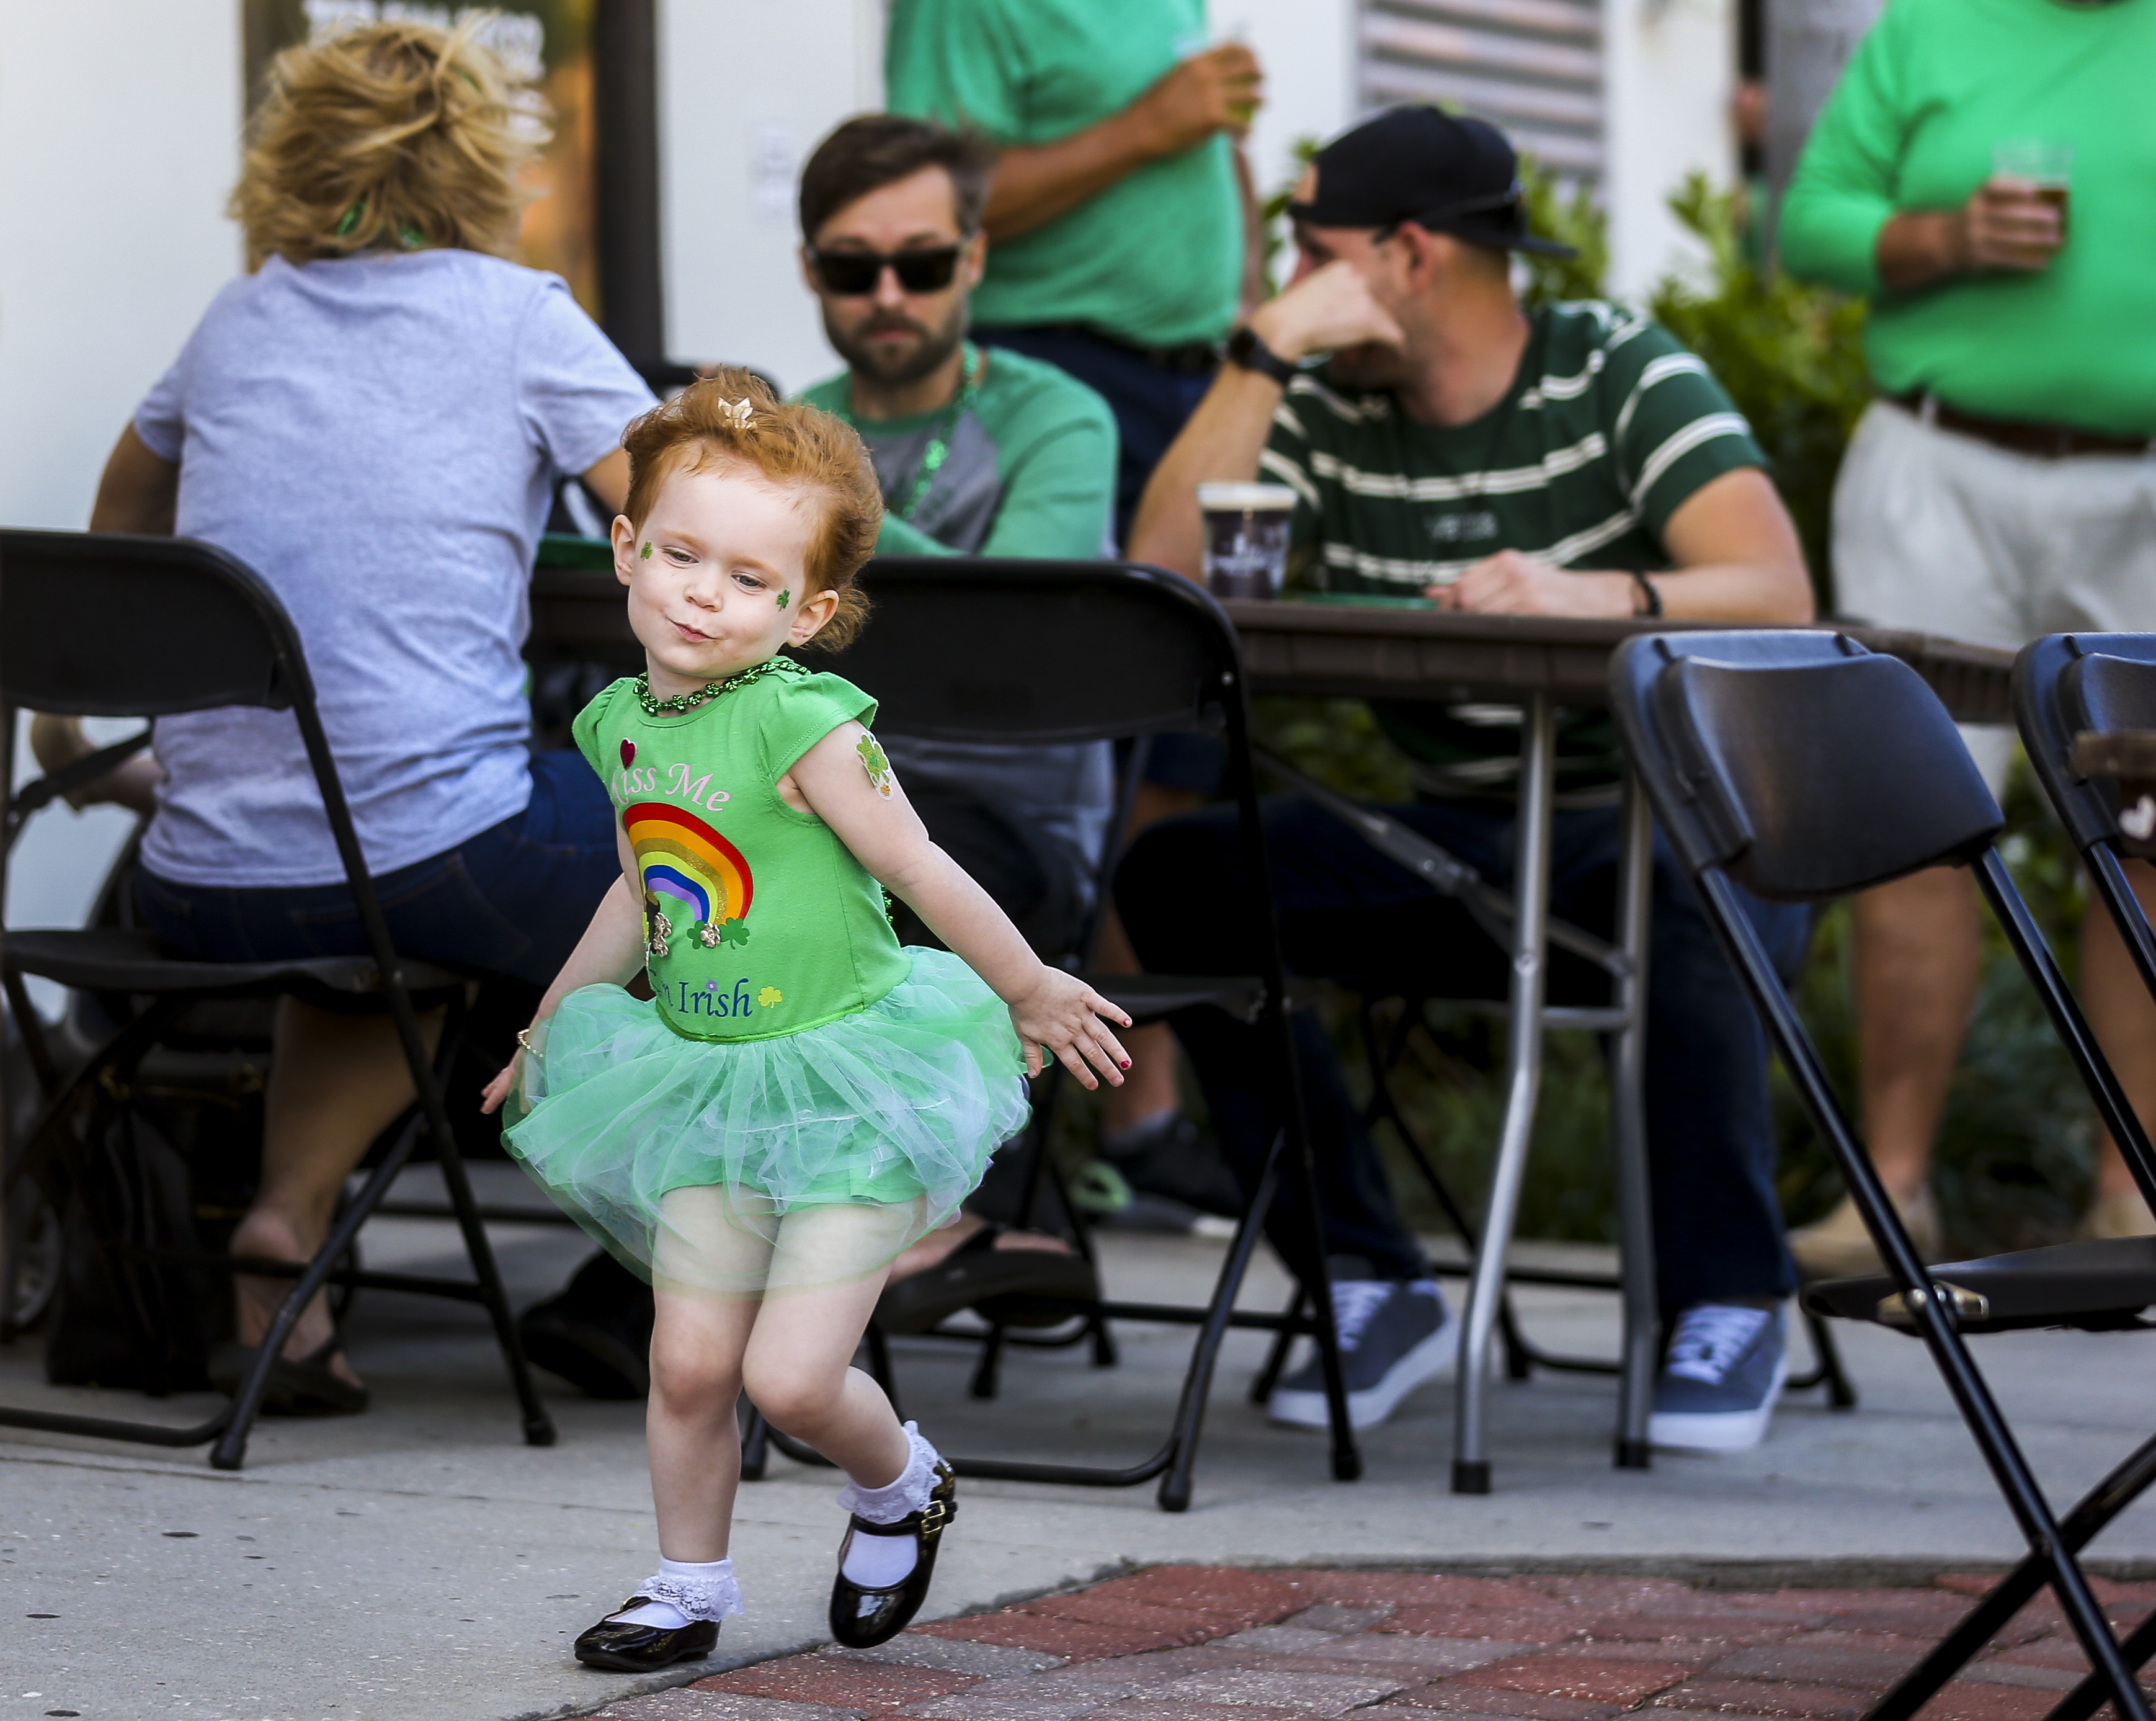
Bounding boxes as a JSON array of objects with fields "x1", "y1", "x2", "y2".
[{"x1": 502, "y1": 947, "x2": 1029, "y2": 1297}]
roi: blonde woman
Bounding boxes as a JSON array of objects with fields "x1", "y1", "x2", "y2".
[{"x1": 65, "y1": 19, "x2": 655, "y2": 1412}]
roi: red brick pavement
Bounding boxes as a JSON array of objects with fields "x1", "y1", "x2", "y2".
[{"x1": 584, "y1": 1567, "x2": 2130, "y2": 1721}]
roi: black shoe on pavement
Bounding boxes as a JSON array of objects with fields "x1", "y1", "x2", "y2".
[
  {"x1": 572, "y1": 1601, "x2": 718, "y2": 1672},
  {"x1": 520, "y1": 1252, "x2": 654, "y2": 1400},
  {"x1": 875, "y1": 1223, "x2": 1099, "y2": 1334},
  {"x1": 829, "y1": 1460, "x2": 957, "y2": 1649}
]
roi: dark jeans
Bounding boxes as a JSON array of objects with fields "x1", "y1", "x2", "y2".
[
  {"x1": 972, "y1": 324, "x2": 1216, "y2": 550},
  {"x1": 1114, "y1": 795, "x2": 1812, "y2": 1314},
  {"x1": 135, "y1": 750, "x2": 621, "y2": 988}
]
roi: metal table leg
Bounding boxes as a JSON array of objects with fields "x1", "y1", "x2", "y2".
[
  {"x1": 1610, "y1": 766, "x2": 1659, "y2": 1468},
  {"x1": 1453, "y1": 694, "x2": 1555, "y2": 1495}
]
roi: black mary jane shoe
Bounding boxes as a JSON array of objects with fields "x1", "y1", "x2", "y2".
[
  {"x1": 572, "y1": 1598, "x2": 719, "y2": 1672},
  {"x1": 828, "y1": 1460, "x2": 957, "y2": 1648}
]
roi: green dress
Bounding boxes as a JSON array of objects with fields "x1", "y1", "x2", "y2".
[{"x1": 502, "y1": 660, "x2": 1029, "y2": 1296}]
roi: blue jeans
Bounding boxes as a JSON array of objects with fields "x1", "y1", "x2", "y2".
[
  {"x1": 135, "y1": 751, "x2": 621, "y2": 989},
  {"x1": 1114, "y1": 795, "x2": 1811, "y2": 1313},
  {"x1": 971, "y1": 325, "x2": 1215, "y2": 550}
]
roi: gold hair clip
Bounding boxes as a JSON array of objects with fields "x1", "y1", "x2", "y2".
[{"x1": 718, "y1": 396, "x2": 755, "y2": 429}]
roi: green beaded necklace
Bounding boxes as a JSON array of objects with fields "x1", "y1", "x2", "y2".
[
  {"x1": 634, "y1": 655, "x2": 804, "y2": 717},
  {"x1": 840, "y1": 343, "x2": 981, "y2": 523}
]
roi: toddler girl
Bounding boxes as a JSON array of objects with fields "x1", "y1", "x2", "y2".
[{"x1": 481, "y1": 372, "x2": 1129, "y2": 1670}]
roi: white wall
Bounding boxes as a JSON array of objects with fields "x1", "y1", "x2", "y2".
[
  {"x1": 657, "y1": 0, "x2": 885, "y2": 393},
  {"x1": 1601, "y1": 0, "x2": 1737, "y2": 300},
  {"x1": 0, "y1": 0, "x2": 242, "y2": 531},
  {"x1": 1226, "y1": 0, "x2": 1356, "y2": 211},
  {"x1": 1, "y1": 0, "x2": 242, "y2": 972}
]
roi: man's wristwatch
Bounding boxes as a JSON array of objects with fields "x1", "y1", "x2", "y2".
[{"x1": 1226, "y1": 324, "x2": 1300, "y2": 388}]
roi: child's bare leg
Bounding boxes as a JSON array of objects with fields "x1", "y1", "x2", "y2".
[
  {"x1": 588, "y1": 1187, "x2": 772, "y2": 1640},
  {"x1": 741, "y1": 1272, "x2": 907, "y2": 1485},
  {"x1": 647, "y1": 1288, "x2": 757, "y2": 1560}
]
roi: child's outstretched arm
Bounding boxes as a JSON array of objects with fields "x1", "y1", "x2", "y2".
[
  {"x1": 479, "y1": 831, "x2": 649, "y2": 1114},
  {"x1": 786, "y1": 722, "x2": 1133, "y2": 1089}
]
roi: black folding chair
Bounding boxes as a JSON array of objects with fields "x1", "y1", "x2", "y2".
[
  {"x1": 1613, "y1": 626, "x2": 2156, "y2": 1721},
  {"x1": 0, "y1": 529, "x2": 555, "y2": 1470},
  {"x1": 1240, "y1": 746, "x2": 1855, "y2": 1417},
  {"x1": 742, "y1": 557, "x2": 1358, "y2": 1511}
]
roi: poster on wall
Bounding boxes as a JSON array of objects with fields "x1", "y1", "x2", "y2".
[{"x1": 241, "y1": 1, "x2": 600, "y2": 319}]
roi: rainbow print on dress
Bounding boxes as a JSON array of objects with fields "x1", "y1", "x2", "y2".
[{"x1": 625, "y1": 802, "x2": 755, "y2": 955}]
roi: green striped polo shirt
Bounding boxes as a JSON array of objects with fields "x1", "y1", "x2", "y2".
[{"x1": 1262, "y1": 300, "x2": 1766, "y2": 795}]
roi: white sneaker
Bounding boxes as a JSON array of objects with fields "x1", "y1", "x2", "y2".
[{"x1": 1647, "y1": 1302, "x2": 1788, "y2": 1453}]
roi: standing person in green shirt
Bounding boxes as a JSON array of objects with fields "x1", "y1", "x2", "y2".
[
  {"x1": 887, "y1": 0, "x2": 1267, "y2": 1212},
  {"x1": 1779, "y1": 0, "x2": 2156, "y2": 1274},
  {"x1": 884, "y1": 0, "x2": 1262, "y2": 546}
]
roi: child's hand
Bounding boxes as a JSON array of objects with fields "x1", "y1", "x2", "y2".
[
  {"x1": 479, "y1": 1056, "x2": 519, "y2": 1117},
  {"x1": 1008, "y1": 968, "x2": 1133, "y2": 1089}
]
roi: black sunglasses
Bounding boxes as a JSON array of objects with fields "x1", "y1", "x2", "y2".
[{"x1": 811, "y1": 244, "x2": 966, "y2": 296}]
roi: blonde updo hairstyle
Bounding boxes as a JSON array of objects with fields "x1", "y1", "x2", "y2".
[
  {"x1": 621, "y1": 369, "x2": 883, "y2": 652},
  {"x1": 232, "y1": 17, "x2": 541, "y2": 271}
]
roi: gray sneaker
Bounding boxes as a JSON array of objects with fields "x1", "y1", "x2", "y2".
[
  {"x1": 1649, "y1": 1302, "x2": 1788, "y2": 1452},
  {"x1": 1268, "y1": 1275, "x2": 1454, "y2": 1430}
]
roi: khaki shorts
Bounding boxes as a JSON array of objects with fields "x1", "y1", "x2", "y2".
[{"x1": 1833, "y1": 399, "x2": 2156, "y2": 792}]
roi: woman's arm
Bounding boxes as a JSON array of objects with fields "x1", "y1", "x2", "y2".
[
  {"x1": 479, "y1": 833, "x2": 647, "y2": 1112},
  {"x1": 89, "y1": 424, "x2": 180, "y2": 535},
  {"x1": 582, "y1": 447, "x2": 631, "y2": 516},
  {"x1": 785, "y1": 723, "x2": 1131, "y2": 1088},
  {"x1": 30, "y1": 426, "x2": 186, "y2": 809}
]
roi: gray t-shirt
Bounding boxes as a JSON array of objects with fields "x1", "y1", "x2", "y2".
[
  {"x1": 801, "y1": 352, "x2": 1119, "y2": 911},
  {"x1": 133, "y1": 251, "x2": 655, "y2": 887}
]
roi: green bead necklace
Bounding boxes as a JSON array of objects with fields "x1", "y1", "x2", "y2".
[
  {"x1": 634, "y1": 655, "x2": 804, "y2": 717},
  {"x1": 840, "y1": 343, "x2": 981, "y2": 523}
]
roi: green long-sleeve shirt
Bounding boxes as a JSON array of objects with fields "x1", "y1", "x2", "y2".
[{"x1": 1779, "y1": 0, "x2": 2156, "y2": 436}]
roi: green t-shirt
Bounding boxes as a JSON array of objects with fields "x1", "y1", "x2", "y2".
[
  {"x1": 1262, "y1": 302, "x2": 1766, "y2": 794},
  {"x1": 884, "y1": 0, "x2": 1242, "y2": 348},
  {"x1": 572, "y1": 664, "x2": 910, "y2": 1042},
  {"x1": 1779, "y1": 0, "x2": 2156, "y2": 437},
  {"x1": 798, "y1": 346, "x2": 1116, "y2": 558}
]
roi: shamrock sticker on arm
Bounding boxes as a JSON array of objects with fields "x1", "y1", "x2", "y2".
[{"x1": 857, "y1": 733, "x2": 894, "y2": 798}]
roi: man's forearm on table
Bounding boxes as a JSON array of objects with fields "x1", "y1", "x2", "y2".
[{"x1": 1629, "y1": 560, "x2": 1815, "y2": 624}]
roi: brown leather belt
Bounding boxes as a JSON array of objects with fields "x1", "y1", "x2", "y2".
[{"x1": 1887, "y1": 390, "x2": 2154, "y2": 460}]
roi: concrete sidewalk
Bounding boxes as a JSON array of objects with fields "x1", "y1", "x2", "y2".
[{"x1": 7, "y1": 1178, "x2": 2156, "y2": 1721}]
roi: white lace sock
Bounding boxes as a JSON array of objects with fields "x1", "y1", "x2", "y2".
[
  {"x1": 836, "y1": 1422, "x2": 940, "y2": 1588},
  {"x1": 610, "y1": 1555, "x2": 742, "y2": 1629}
]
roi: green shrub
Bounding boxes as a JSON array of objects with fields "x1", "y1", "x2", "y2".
[{"x1": 1647, "y1": 176, "x2": 1872, "y2": 613}]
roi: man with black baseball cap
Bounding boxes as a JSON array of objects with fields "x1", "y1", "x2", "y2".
[{"x1": 1118, "y1": 107, "x2": 1821, "y2": 1452}]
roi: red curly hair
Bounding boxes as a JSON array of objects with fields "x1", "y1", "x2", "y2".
[{"x1": 620, "y1": 368, "x2": 882, "y2": 650}]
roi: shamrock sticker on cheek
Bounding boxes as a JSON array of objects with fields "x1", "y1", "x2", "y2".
[
  {"x1": 777, "y1": 588, "x2": 791, "y2": 609},
  {"x1": 639, "y1": 542, "x2": 654, "y2": 560}
]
